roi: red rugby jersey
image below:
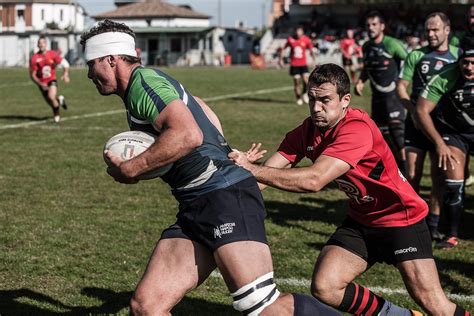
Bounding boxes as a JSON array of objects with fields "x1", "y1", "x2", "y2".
[
  {"x1": 30, "y1": 50, "x2": 62, "y2": 84},
  {"x1": 284, "y1": 35, "x2": 313, "y2": 67},
  {"x1": 277, "y1": 107, "x2": 427, "y2": 227}
]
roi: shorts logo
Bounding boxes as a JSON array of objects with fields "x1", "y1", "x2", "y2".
[
  {"x1": 307, "y1": 146, "x2": 314, "y2": 151},
  {"x1": 389, "y1": 111, "x2": 400, "y2": 119},
  {"x1": 214, "y1": 222, "x2": 236, "y2": 239},
  {"x1": 394, "y1": 247, "x2": 417, "y2": 255}
]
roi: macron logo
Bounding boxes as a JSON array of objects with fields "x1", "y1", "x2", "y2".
[{"x1": 394, "y1": 247, "x2": 417, "y2": 255}]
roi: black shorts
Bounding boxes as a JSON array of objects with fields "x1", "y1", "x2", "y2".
[
  {"x1": 342, "y1": 57, "x2": 353, "y2": 66},
  {"x1": 325, "y1": 216, "x2": 433, "y2": 266},
  {"x1": 371, "y1": 94, "x2": 406, "y2": 127},
  {"x1": 404, "y1": 114, "x2": 435, "y2": 152},
  {"x1": 160, "y1": 177, "x2": 268, "y2": 251},
  {"x1": 290, "y1": 65, "x2": 309, "y2": 78},
  {"x1": 441, "y1": 132, "x2": 474, "y2": 155},
  {"x1": 38, "y1": 80, "x2": 58, "y2": 96}
]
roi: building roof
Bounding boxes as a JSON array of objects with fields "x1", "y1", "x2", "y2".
[
  {"x1": 93, "y1": 0, "x2": 210, "y2": 20},
  {"x1": 132, "y1": 26, "x2": 213, "y2": 33},
  {"x1": 0, "y1": 0, "x2": 72, "y2": 3}
]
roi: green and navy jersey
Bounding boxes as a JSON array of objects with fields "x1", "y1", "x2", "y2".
[
  {"x1": 124, "y1": 67, "x2": 251, "y2": 202},
  {"x1": 363, "y1": 36, "x2": 407, "y2": 97},
  {"x1": 401, "y1": 45, "x2": 459, "y2": 103},
  {"x1": 421, "y1": 63, "x2": 474, "y2": 133}
]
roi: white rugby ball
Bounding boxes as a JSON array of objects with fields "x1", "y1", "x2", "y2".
[{"x1": 103, "y1": 130, "x2": 172, "y2": 180}]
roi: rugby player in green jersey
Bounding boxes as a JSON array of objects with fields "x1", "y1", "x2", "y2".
[
  {"x1": 80, "y1": 19, "x2": 341, "y2": 316},
  {"x1": 397, "y1": 12, "x2": 460, "y2": 243},
  {"x1": 355, "y1": 11, "x2": 408, "y2": 175},
  {"x1": 417, "y1": 36, "x2": 474, "y2": 249}
]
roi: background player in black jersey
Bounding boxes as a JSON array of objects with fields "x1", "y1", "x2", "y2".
[
  {"x1": 355, "y1": 11, "x2": 408, "y2": 175},
  {"x1": 397, "y1": 12, "x2": 459, "y2": 242}
]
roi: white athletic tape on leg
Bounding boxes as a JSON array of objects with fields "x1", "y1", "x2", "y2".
[
  {"x1": 231, "y1": 272, "x2": 280, "y2": 315},
  {"x1": 84, "y1": 32, "x2": 137, "y2": 62}
]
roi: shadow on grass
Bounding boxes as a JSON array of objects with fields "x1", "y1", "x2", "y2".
[
  {"x1": 0, "y1": 287, "x2": 234, "y2": 315},
  {"x1": 264, "y1": 192, "x2": 347, "y2": 234},
  {"x1": 0, "y1": 115, "x2": 50, "y2": 121},
  {"x1": 435, "y1": 258, "x2": 474, "y2": 295}
]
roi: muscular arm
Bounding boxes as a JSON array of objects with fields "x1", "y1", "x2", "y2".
[
  {"x1": 194, "y1": 96, "x2": 224, "y2": 135},
  {"x1": 118, "y1": 99, "x2": 203, "y2": 178},
  {"x1": 397, "y1": 79, "x2": 416, "y2": 115},
  {"x1": 415, "y1": 96, "x2": 442, "y2": 146},
  {"x1": 230, "y1": 151, "x2": 350, "y2": 193},
  {"x1": 30, "y1": 69, "x2": 45, "y2": 88}
]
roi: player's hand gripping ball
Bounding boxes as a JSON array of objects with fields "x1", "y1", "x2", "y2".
[{"x1": 103, "y1": 131, "x2": 172, "y2": 180}]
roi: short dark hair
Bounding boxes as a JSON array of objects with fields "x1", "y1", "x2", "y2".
[
  {"x1": 80, "y1": 19, "x2": 141, "y2": 64},
  {"x1": 426, "y1": 12, "x2": 451, "y2": 27},
  {"x1": 38, "y1": 35, "x2": 46, "y2": 41},
  {"x1": 366, "y1": 10, "x2": 385, "y2": 24},
  {"x1": 308, "y1": 63, "x2": 350, "y2": 99}
]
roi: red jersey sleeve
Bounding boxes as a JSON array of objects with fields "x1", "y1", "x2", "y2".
[
  {"x1": 305, "y1": 36, "x2": 313, "y2": 49},
  {"x1": 322, "y1": 120, "x2": 373, "y2": 168},
  {"x1": 277, "y1": 123, "x2": 307, "y2": 164},
  {"x1": 53, "y1": 51, "x2": 62, "y2": 65},
  {"x1": 30, "y1": 55, "x2": 38, "y2": 71}
]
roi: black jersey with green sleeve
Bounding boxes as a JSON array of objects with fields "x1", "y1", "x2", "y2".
[
  {"x1": 421, "y1": 63, "x2": 474, "y2": 133},
  {"x1": 124, "y1": 67, "x2": 252, "y2": 202},
  {"x1": 363, "y1": 36, "x2": 407, "y2": 97},
  {"x1": 401, "y1": 45, "x2": 459, "y2": 103}
]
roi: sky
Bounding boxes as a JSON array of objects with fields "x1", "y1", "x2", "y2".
[{"x1": 77, "y1": 0, "x2": 272, "y2": 29}]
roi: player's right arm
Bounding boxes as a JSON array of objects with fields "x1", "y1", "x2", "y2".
[
  {"x1": 397, "y1": 51, "x2": 419, "y2": 120},
  {"x1": 29, "y1": 57, "x2": 47, "y2": 90},
  {"x1": 416, "y1": 70, "x2": 458, "y2": 170},
  {"x1": 354, "y1": 43, "x2": 367, "y2": 96}
]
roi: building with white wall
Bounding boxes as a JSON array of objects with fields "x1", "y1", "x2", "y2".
[
  {"x1": 93, "y1": 0, "x2": 255, "y2": 66},
  {"x1": 0, "y1": 0, "x2": 86, "y2": 67}
]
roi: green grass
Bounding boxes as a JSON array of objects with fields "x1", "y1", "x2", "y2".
[{"x1": 0, "y1": 67, "x2": 472, "y2": 315}]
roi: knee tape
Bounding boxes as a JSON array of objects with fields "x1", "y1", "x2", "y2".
[
  {"x1": 389, "y1": 121, "x2": 405, "y2": 150},
  {"x1": 231, "y1": 272, "x2": 280, "y2": 315},
  {"x1": 444, "y1": 180, "x2": 464, "y2": 206}
]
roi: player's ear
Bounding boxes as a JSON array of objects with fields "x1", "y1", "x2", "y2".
[
  {"x1": 341, "y1": 93, "x2": 351, "y2": 108},
  {"x1": 107, "y1": 55, "x2": 117, "y2": 67}
]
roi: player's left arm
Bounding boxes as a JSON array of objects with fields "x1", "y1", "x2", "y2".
[
  {"x1": 230, "y1": 151, "x2": 350, "y2": 193},
  {"x1": 56, "y1": 53, "x2": 70, "y2": 83}
]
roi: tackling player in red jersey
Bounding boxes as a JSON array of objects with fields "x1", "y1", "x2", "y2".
[
  {"x1": 30, "y1": 36, "x2": 70, "y2": 122},
  {"x1": 281, "y1": 26, "x2": 316, "y2": 106},
  {"x1": 230, "y1": 64, "x2": 470, "y2": 316}
]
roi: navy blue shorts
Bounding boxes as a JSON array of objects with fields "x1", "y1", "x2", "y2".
[
  {"x1": 325, "y1": 216, "x2": 433, "y2": 266},
  {"x1": 404, "y1": 114, "x2": 435, "y2": 152},
  {"x1": 160, "y1": 177, "x2": 268, "y2": 251},
  {"x1": 371, "y1": 94, "x2": 406, "y2": 127}
]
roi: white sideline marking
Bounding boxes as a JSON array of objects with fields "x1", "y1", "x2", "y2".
[
  {"x1": 210, "y1": 271, "x2": 474, "y2": 302},
  {"x1": 0, "y1": 86, "x2": 292, "y2": 130}
]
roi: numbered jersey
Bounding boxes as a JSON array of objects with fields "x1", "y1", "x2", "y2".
[
  {"x1": 285, "y1": 35, "x2": 313, "y2": 67},
  {"x1": 30, "y1": 50, "x2": 62, "y2": 84},
  {"x1": 421, "y1": 63, "x2": 474, "y2": 133},
  {"x1": 401, "y1": 45, "x2": 459, "y2": 103},
  {"x1": 277, "y1": 107, "x2": 428, "y2": 228},
  {"x1": 362, "y1": 36, "x2": 407, "y2": 97}
]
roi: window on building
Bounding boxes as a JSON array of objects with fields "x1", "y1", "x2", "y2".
[
  {"x1": 17, "y1": 9, "x2": 25, "y2": 20},
  {"x1": 51, "y1": 40, "x2": 58, "y2": 51},
  {"x1": 170, "y1": 38, "x2": 181, "y2": 53},
  {"x1": 41, "y1": 9, "x2": 44, "y2": 20},
  {"x1": 60, "y1": 9, "x2": 63, "y2": 21},
  {"x1": 228, "y1": 35, "x2": 233, "y2": 42},
  {"x1": 190, "y1": 38, "x2": 198, "y2": 49}
]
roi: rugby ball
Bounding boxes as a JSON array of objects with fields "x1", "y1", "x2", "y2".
[{"x1": 103, "y1": 130, "x2": 172, "y2": 180}]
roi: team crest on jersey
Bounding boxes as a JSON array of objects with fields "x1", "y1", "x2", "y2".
[
  {"x1": 434, "y1": 60, "x2": 444, "y2": 71},
  {"x1": 454, "y1": 89, "x2": 464, "y2": 102},
  {"x1": 334, "y1": 179, "x2": 374, "y2": 204}
]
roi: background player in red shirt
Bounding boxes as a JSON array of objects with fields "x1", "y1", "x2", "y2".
[
  {"x1": 30, "y1": 36, "x2": 70, "y2": 123},
  {"x1": 340, "y1": 29, "x2": 357, "y2": 82},
  {"x1": 280, "y1": 26, "x2": 316, "y2": 106},
  {"x1": 230, "y1": 64, "x2": 470, "y2": 316}
]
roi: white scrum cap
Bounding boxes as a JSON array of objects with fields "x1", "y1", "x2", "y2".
[{"x1": 84, "y1": 32, "x2": 137, "y2": 62}]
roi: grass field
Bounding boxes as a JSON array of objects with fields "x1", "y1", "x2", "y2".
[{"x1": 0, "y1": 67, "x2": 472, "y2": 315}]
